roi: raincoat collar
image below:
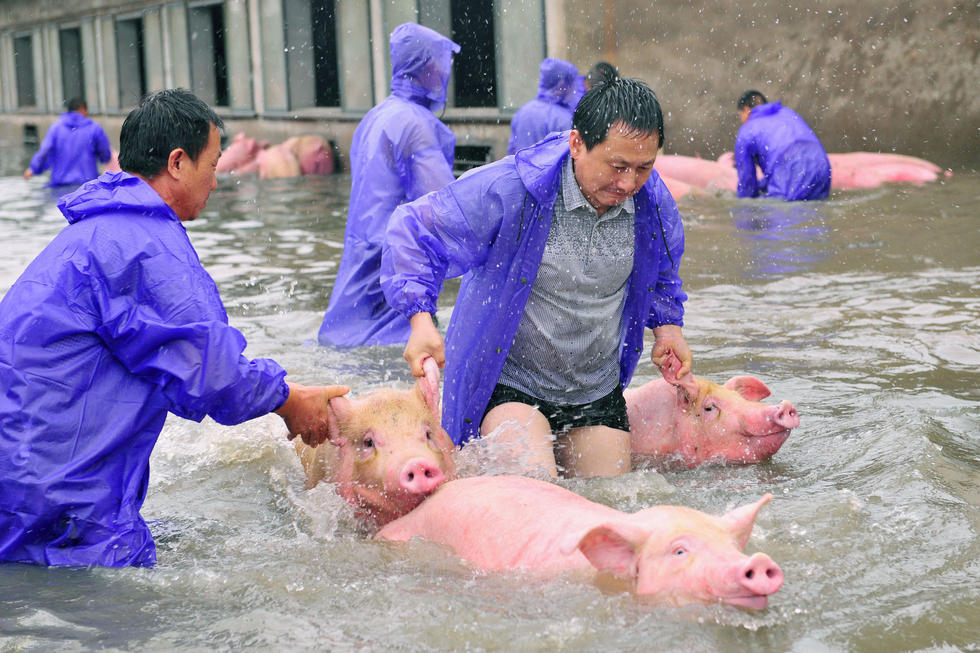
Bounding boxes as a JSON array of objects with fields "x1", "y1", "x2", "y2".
[
  {"x1": 389, "y1": 23, "x2": 460, "y2": 110},
  {"x1": 58, "y1": 171, "x2": 180, "y2": 225},
  {"x1": 61, "y1": 111, "x2": 91, "y2": 128},
  {"x1": 750, "y1": 101, "x2": 783, "y2": 119},
  {"x1": 513, "y1": 130, "x2": 572, "y2": 204}
]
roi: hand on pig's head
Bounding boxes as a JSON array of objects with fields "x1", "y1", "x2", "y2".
[{"x1": 560, "y1": 494, "x2": 783, "y2": 609}]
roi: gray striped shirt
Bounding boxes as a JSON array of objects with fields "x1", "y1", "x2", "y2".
[{"x1": 498, "y1": 156, "x2": 635, "y2": 404}]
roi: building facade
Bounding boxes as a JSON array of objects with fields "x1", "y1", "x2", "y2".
[{"x1": 0, "y1": 0, "x2": 564, "y2": 168}]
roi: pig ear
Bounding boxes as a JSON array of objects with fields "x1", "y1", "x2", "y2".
[
  {"x1": 416, "y1": 356, "x2": 442, "y2": 421},
  {"x1": 723, "y1": 376, "x2": 771, "y2": 401},
  {"x1": 560, "y1": 522, "x2": 648, "y2": 579},
  {"x1": 720, "y1": 493, "x2": 772, "y2": 549},
  {"x1": 325, "y1": 396, "x2": 352, "y2": 446}
]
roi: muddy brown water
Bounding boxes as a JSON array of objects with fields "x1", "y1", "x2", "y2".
[{"x1": 0, "y1": 149, "x2": 977, "y2": 650}]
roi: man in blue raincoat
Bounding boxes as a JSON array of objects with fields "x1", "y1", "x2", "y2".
[
  {"x1": 23, "y1": 97, "x2": 113, "y2": 187},
  {"x1": 317, "y1": 23, "x2": 460, "y2": 347},
  {"x1": 0, "y1": 89, "x2": 348, "y2": 568},
  {"x1": 382, "y1": 78, "x2": 692, "y2": 479},
  {"x1": 507, "y1": 58, "x2": 582, "y2": 154},
  {"x1": 734, "y1": 90, "x2": 831, "y2": 201}
]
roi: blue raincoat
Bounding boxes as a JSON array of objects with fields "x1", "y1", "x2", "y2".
[
  {"x1": 382, "y1": 131, "x2": 687, "y2": 445},
  {"x1": 0, "y1": 172, "x2": 289, "y2": 567},
  {"x1": 29, "y1": 111, "x2": 113, "y2": 187},
  {"x1": 318, "y1": 23, "x2": 460, "y2": 347},
  {"x1": 507, "y1": 58, "x2": 581, "y2": 155},
  {"x1": 734, "y1": 102, "x2": 831, "y2": 201}
]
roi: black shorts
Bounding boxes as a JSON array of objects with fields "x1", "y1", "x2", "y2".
[{"x1": 483, "y1": 384, "x2": 630, "y2": 434}]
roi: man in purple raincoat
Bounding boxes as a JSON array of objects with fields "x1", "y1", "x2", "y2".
[
  {"x1": 0, "y1": 89, "x2": 348, "y2": 568},
  {"x1": 507, "y1": 58, "x2": 582, "y2": 154},
  {"x1": 24, "y1": 97, "x2": 113, "y2": 187},
  {"x1": 317, "y1": 23, "x2": 460, "y2": 347},
  {"x1": 382, "y1": 79, "x2": 693, "y2": 479},
  {"x1": 734, "y1": 90, "x2": 831, "y2": 201}
]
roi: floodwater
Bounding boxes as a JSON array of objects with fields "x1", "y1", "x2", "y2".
[{"x1": 0, "y1": 146, "x2": 977, "y2": 651}]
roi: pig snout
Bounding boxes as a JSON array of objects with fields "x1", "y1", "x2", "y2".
[
  {"x1": 731, "y1": 552, "x2": 784, "y2": 608},
  {"x1": 398, "y1": 458, "x2": 445, "y2": 495},
  {"x1": 772, "y1": 401, "x2": 799, "y2": 430}
]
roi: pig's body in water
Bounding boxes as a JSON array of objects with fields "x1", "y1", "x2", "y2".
[{"x1": 1, "y1": 156, "x2": 977, "y2": 650}]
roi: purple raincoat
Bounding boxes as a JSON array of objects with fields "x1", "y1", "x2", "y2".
[
  {"x1": 318, "y1": 23, "x2": 459, "y2": 347},
  {"x1": 734, "y1": 102, "x2": 831, "y2": 201},
  {"x1": 29, "y1": 111, "x2": 112, "y2": 187},
  {"x1": 507, "y1": 58, "x2": 581, "y2": 155},
  {"x1": 0, "y1": 172, "x2": 289, "y2": 567},
  {"x1": 382, "y1": 131, "x2": 687, "y2": 445}
]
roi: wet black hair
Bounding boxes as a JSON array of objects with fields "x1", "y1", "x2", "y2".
[
  {"x1": 572, "y1": 77, "x2": 664, "y2": 150},
  {"x1": 118, "y1": 88, "x2": 224, "y2": 178},
  {"x1": 737, "y1": 90, "x2": 767, "y2": 109},
  {"x1": 585, "y1": 61, "x2": 619, "y2": 90},
  {"x1": 66, "y1": 97, "x2": 86, "y2": 112}
]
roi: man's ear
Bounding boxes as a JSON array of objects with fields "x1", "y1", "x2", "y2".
[
  {"x1": 166, "y1": 148, "x2": 187, "y2": 180},
  {"x1": 568, "y1": 130, "x2": 585, "y2": 160}
]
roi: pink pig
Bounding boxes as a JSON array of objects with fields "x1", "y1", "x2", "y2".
[
  {"x1": 377, "y1": 475, "x2": 783, "y2": 609},
  {"x1": 284, "y1": 135, "x2": 335, "y2": 175},
  {"x1": 625, "y1": 360, "x2": 799, "y2": 468},
  {"x1": 294, "y1": 359, "x2": 457, "y2": 528},
  {"x1": 216, "y1": 132, "x2": 266, "y2": 175}
]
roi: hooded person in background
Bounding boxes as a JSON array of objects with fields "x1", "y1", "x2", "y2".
[
  {"x1": 507, "y1": 58, "x2": 583, "y2": 155},
  {"x1": 0, "y1": 89, "x2": 349, "y2": 568},
  {"x1": 734, "y1": 90, "x2": 831, "y2": 201},
  {"x1": 318, "y1": 23, "x2": 460, "y2": 347},
  {"x1": 24, "y1": 97, "x2": 113, "y2": 187}
]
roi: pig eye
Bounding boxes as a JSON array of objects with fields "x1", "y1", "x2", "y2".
[
  {"x1": 673, "y1": 546, "x2": 687, "y2": 556},
  {"x1": 362, "y1": 436, "x2": 374, "y2": 449}
]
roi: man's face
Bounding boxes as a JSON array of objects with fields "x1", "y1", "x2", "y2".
[
  {"x1": 738, "y1": 106, "x2": 752, "y2": 124},
  {"x1": 173, "y1": 124, "x2": 221, "y2": 222},
  {"x1": 569, "y1": 123, "x2": 659, "y2": 215}
]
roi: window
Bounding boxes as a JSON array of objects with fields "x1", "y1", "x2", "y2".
[
  {"x1": 311, "y1": 0, "x2": 339, "y2": 106},
  {"x1": 189, "y1": 3, "x2": 229, "y2": 107},
  {"x1": 116, "y1": 17, "x2": 147, "y2": 107},
  {"x1": 13, "y1": 35, "x2": 36, "y2": 108},
  {"x1": 450, "y1": 0, "x2": 497, "y2": 107},
  {"x1": 284, "y1": 0, "x2": 340, "y2": 109},
  {"x1": 59, "y1": 27, "x2": 85, "y2": 106}
]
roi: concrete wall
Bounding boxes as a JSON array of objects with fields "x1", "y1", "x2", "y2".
[{"x1": 556, "y1": 0, "x2": 978, "y2": 170}]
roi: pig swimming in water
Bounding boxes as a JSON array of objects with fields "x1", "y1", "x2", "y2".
[
  {"x1": 294, "y1": 358, "x2": 457, "y2": 528},
  {"x1": 625, "y1": 354, "x2": 799, "y2": 468},
  {"x1": 377, "y1": 475, "x2": 783, "y2": 609}
]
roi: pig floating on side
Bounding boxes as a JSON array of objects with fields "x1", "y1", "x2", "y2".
[
  {"x1": 625, "y1": 357, "x2": 799, "y2": 468},
  {"x1": 216, "y1": 132, "x2": 266, "y2": 175},
  {"x1": 377, "y1": 475, "x2": 783, "y2": 609},
  {"x1": 294, "y1": 358, "x2": 457, "y2": 528}
]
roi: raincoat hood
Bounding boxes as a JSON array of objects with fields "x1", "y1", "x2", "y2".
[
  {"x1": 536, "y1": 58, "x2": 581, "y2": 108},
  {"x1": 59, "y1": 171, "x2": 177, "y2": 225},
  {"x1": 61, "y1": 111, "x2": 91, "y2": 128},
  {"x1": 389, "y1": 22, "x2": 460, "y2": 110}
]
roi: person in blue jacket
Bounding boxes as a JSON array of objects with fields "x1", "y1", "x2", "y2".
[
  {"x1": 318, "y1": 23, "x2": 460, "y2": 347},
  {"x1": 23, "y1": 97, "x2": 113, "y2": 187},
  {"x1": 382, "y1": 78, "x2": 692, "y2": 479},
  {"x1": 0, "y1": 89, "x2": 348, "y2": 568},
  {"x1": 734, "y1": 89, "x2": 832, "y2": 201},
  {"x1": 507, "y1": 58, "x2": 582, "y2": 155}
]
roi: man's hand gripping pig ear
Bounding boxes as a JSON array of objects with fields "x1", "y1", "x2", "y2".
[
  {"x1": 651, "y1": 324, "x2": 693, "y2": 382},
  {"x1": 277, "y1": 383, "x2": 351, "y2": 446}
]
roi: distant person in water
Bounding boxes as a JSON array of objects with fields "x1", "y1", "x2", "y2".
[
  {"x1": 584, "y1": 61, "x2": 619, "y2": 90},
  {"x1": 23, "y1": 97, "x2": 113, "y2": 187},
  {"x1": 507, "y1": 58, "x2": 582, "y2": 154},
  {"x1": 734, "y1": 90, "x2": 831, "y2": 201},
  {"x1": 318, "y1": 22, "x2": 460, "y2": 347}
]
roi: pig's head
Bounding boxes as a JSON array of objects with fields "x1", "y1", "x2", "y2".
[
  {"x1": 561, "y1": 494, "x2": 783, "y2": 609},
  {"x1": 657, "y1": 361, "x2": 798, "y2": 467},
  {"x1": 287, "y1": 135, "x2": 334, "y2": 175},
  {"x1": 325, "y1": 360, "x2": 456, "y2": 527}
]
